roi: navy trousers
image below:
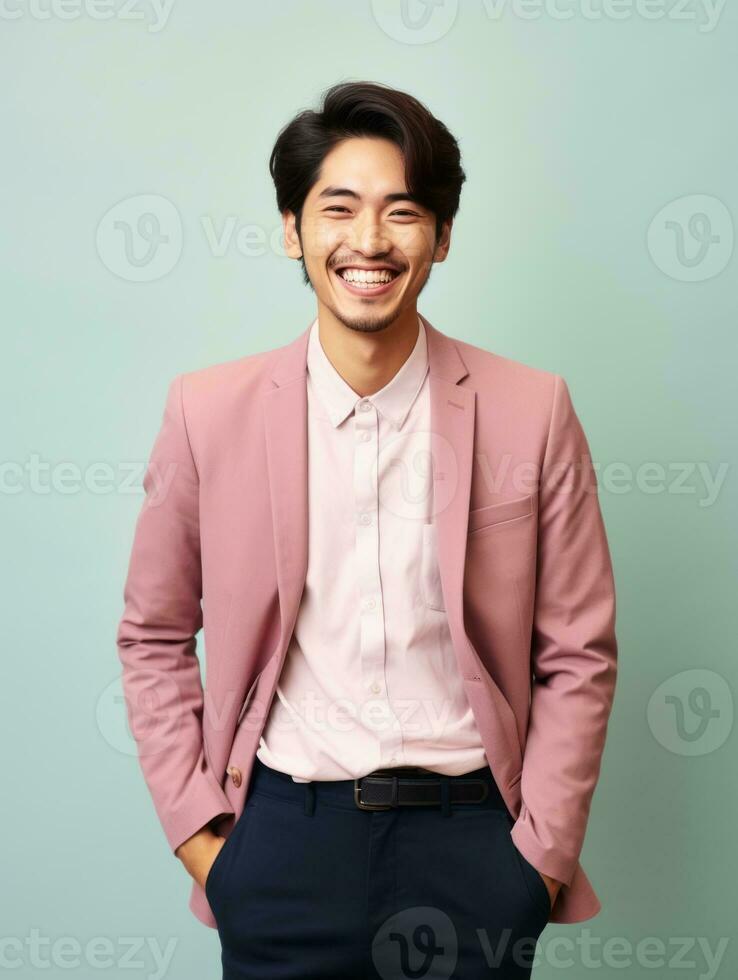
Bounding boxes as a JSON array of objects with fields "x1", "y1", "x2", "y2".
[{"x1": 205, "y1": 757, "x2": 551, "y2": 979}]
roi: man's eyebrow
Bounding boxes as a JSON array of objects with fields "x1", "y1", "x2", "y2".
[{"x1": 317, "y1": 186, "x2": 424, "y2": 206}]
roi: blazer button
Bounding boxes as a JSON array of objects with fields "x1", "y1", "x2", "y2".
[{"x1": 227, "y1": 766, "x2": 242, "y2": 788}]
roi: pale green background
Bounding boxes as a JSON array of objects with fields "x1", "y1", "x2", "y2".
[{"x1": 2, "y1": 1, "x2": 737, "y2": 978}]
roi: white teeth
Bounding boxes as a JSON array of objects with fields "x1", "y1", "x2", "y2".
[{"x1": 339, "y1": 268, "x2": 397, "y2": 286}]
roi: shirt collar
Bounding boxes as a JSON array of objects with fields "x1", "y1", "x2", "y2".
[{"x1": 306, "y1": 315, "x2": 428, "y2": 429}]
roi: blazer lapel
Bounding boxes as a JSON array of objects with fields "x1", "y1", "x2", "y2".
[
  {"x1": 262, "y1": 325, "x2": 311, "y2": 668},
  {"x1": 423, "y1": 315, "x2": 481, "y2": 678},
  {"x1": 424, "y1": 315, "x2": 524, "y2": 784}
]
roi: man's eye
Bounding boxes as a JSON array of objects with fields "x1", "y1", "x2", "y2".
[{"x1": 324, "y1": 207, "x2": 418, "y2": 217}]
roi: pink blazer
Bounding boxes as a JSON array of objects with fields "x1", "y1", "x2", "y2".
[{"x1": 116, "y1": 313, "x2": 618, "y2": 928}]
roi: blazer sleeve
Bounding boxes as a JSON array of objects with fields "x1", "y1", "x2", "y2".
[
  {"x1": 116, "y1": 373, "x2": 234, "y2": 855},
  {"x1": 510, "y1": 373, "x2": 618, "y2": 887}
]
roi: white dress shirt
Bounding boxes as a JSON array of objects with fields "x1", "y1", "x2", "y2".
[{"x1": 256, "y1": 315, "x2": 487, "y2": 781}]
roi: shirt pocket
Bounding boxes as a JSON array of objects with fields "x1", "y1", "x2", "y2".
[{"x1": 420, "y1": 521, "x2": 446, "y2": 612}]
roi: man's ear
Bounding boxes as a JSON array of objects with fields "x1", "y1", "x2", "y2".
[
  {"x1": 283, "y1": 211, "x2": 303, "y2": 259},
  {"x1": 433, "y1": 219, "x2": 452, "y2": 264}
]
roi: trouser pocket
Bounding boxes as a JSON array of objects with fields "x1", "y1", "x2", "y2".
[
  {"x1": 204, "y1": 798, "x2": 258, "y2": 906},
  {"x1": 507, "y1": 831, "x2": 551, "y2": 917}
]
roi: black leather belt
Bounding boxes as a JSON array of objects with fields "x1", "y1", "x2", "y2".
[{"x1": 354, "y1": 766, "x2": 490, "y2": 810}]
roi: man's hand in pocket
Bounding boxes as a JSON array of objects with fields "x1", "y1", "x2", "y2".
[
  {"x1": 539, "y1": 870, "x2": 562, "y2": 909},
  {"x1": 175, "y1": 828, "x2": 226, "y2": 890}
]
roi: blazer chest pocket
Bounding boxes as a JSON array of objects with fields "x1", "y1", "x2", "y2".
[
  {"x1": 467, "y1": 494, "x2": 534, "y2": 537},
  {"x1": 420, "y1": 522, "x2": 446, "y2": 612}
]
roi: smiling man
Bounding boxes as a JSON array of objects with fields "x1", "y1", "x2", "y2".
[{"x1": 117, "y1": 80, "x2": 618, "y2": 979}]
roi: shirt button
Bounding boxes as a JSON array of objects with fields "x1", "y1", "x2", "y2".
[
  {"x1": 365, "y1": 598, "x2": 376, "y2": 610},
  {"x1": 360, "y1": 400, "x2": 372, "y2": 412},
  {"x1": 360, "y1": 431, "x2": 371, "y2": 442},
  {"x1": 370, "y1": 682, "x2": 381, "y2": 694},
  {"x1": 359, "y1": 513, "x2": 371, "y2": 525}
]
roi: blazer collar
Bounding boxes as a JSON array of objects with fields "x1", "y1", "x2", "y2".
[
  {"x1": 270, "y1": 312, "x2": 469, "y2": 390},
  {"x1": 306, "y1": 314, "x2": 430, "y2": 429}
]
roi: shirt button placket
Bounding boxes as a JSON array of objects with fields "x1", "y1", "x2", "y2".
[{"x1": 354, "y1": 398, "x2": 403, "y2": 766}]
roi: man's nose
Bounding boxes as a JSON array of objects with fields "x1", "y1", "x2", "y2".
[{"x1": 347, "y1": 218, "x2": 392, "y2": 256}]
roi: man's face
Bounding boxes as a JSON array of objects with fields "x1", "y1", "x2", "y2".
[{"x1": 283, "y1": 136, "x2": 451, "y2": 334}]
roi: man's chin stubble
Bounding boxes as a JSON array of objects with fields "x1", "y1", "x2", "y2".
[{"x1": 334, "y1": 311, "x2": 401, "y2": 334}]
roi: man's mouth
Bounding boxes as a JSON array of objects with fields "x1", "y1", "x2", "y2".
[{"x1": 332, "y1": 266, "x2": 403, "y2": 296}]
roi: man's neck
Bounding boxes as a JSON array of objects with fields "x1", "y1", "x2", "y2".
[{"x1": 314, "y1": 304, "x2": 420, "y2": 397}]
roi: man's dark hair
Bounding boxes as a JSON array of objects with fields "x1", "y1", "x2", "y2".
[{"x1": 269, "y1": 80, "x2": 466, "y2": 286}]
